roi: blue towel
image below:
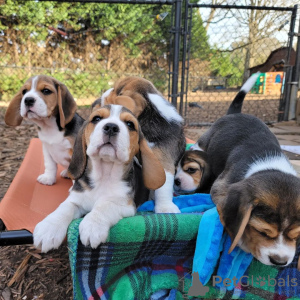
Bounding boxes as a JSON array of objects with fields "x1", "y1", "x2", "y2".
[
  {"x1": 138, "y1": 194, "x2": 253, "y2": 291},
  {"x1": 192, "y1": 207, "x2": 225, "y2": 285},
  {"x1": 137, "y1": 193, "x2": 214, "y2": 213}
]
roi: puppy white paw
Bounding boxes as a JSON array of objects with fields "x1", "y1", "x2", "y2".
[
  {"x1": 37, "y1": 173, "x2": 56, "y2": 185},
  {"x1": 155, "y1": 202, "x2": 181, "y2": 214},
  {"x1": 79, "y1": 213, "x2": 110, "y2": 248},
  {"x1": 60, "y1": 169, "x2": 70, "y2": 178},
  {"x1": 33, "y1": 217, "x2": 68, "y2": 252}
]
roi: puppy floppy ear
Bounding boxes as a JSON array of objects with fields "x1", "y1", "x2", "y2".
[
  {"x1": 55, "y1": 82, "x2": 77, "y2": 128},
  {"x1": 68, "y1": 122, "x2": 88, "y2": 180},
  {"x1": 138, "y1": 133, "x2": 166, "y2": 190},
  {"x1": 228, "y1": 206, "x2": 253, "y2": 253},
  {"x1": 5, "y1": 91, "x2": 23, "y2": 126},
  {"x1": 215, "y1": 181, "x2": 254, "y2": 254},
  {"x1": 114, "y1": 95, "x2": 140, "y2": 115}
]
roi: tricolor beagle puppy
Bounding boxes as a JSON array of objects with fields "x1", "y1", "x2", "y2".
[
  {"x1": 5, "y1": 75, "x2": 84, "y2": 185},
  {"x1": 93, "y1": 77, "x2": 186, "y2": 214},
  {"x1": 33, "y1": 105, "x2": 166, "y2": 252},
  {"x1": 194, "y1": 73, "x2": 300, "y2": 268},
  {"x1": 173, "y1": 73, "x2": 260, "y2": 195}
]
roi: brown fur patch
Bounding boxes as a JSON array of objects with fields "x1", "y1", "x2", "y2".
[
  {"x1": 151, "y1": 147, "x2": 175, "y2": 174},
  {"x1": 248, "y1": 218, "x2": 278, "y2": 239},
  {"x1": 210, "y1": 175, "x2": 229, "y2": 206},
  {"x1": 119, "y1": 111, "x2": 140, "y2": 162},
  {"x1": 287, "y1": 226, "x2": 300, "y2": 240},
  {"x1": 84, "y1": 108, "x2": 111, "y2": 145},
  {"x1": 255, "y1": 191, "x2": 279, "y2": 210},
  {"x1": 103, "y1": 77, "x2": 155, "y2": 117},
  {"x1": 35, "y1": 79, "x2": 59, "y2": 116},
  {"x1": 139, "y1": 138, "x2": 166, "y2": 190}
]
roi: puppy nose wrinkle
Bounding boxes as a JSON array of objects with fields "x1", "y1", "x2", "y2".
[
  {"x1": 103, "y1": 123, "x2": 119, "y2": 137},
  {"x1": 24, "y1": 97, "x2": 36, "y2": 107}
]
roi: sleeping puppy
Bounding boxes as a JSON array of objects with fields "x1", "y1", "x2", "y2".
[
  {"x1": 5, "y1": 75, "x2": 84, "y2": 185},
  {"x1": 194, "y1": 73, "x2": 300, "y2": 267},
  {"x1": 33, "y1": 104, "x2": 166, "y2": 252},
  {"x1": 174, "y1": 150, "x2": 213, "y2": 194},
  {"x1": 93, "y1": 77, "x2": 186, "y2": 214}
]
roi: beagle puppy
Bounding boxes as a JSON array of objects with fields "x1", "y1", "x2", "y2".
[
  {"x1": 93, "y1": 77, "x2": 186, "y2": 214},
  {"x1": 33, "y1": 105, "x2": 166, "y2": 252},
  {"x1": 174, "y1": 150, "x2": 213, "y2": 195},
  {"x1": 5, "y1": 75, "x2": 84, "y2": 185},
  {"x1": 194, "y1": 73, "x2": 300, "y2": 268}
]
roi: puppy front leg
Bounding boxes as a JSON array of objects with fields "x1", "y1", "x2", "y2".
[
  {"x1": 33, "y1": 192, "x2": 83, "y2": 252},
  {"x1": 37, "y1": 144, "x2": 57, "y2": 185},
  {"x1": 154, "y1": 171, "x2": 181, "y2": 213},
  {"x1": 79, "y1": 200, "x2": 136, "y2": 248}
]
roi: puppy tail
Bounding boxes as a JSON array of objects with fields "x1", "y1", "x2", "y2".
[{"x1": 227, "y1": 72, "x2": 261, "y2": 115}]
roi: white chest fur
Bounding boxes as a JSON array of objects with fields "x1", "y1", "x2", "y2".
[
  {"x1": 73, "y1": 160, "x2": 132, "y2": 213},
  {"x1": 37, "y1": 117, "x2": 72, "y2": 168}
]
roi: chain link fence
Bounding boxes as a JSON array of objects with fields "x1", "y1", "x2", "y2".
[
  {"x1": 182, "y1": 2, "x2": 298, "y2": 125},
  {"x1": 0, "y1": 0, "x2": 299, "y2": 124}
]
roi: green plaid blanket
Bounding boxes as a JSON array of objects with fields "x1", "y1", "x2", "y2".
[
  {"x1": 68, "y1": 213, "x2": 202, "y2": 300},
  {"x1": 68, "y1": 212, "x2": 300, "y2": 300}
]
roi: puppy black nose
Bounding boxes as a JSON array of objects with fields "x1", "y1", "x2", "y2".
[
  {"x1": 24, "y1": 97, "x2": 35, "y2": 107},
  {"x1": 174, "y1": 178, "x2": 181, "y2": 187},
  {"x1": 103, "y1": 123, "x2": 119, "y2": 137},
  {"x1": 269, "y1": 255, "x2": 288, "y2": 266}
]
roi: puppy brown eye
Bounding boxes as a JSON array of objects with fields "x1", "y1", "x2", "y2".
[
  {"x1": 91, "y1": 116, "x2": 102, "y2": 123},
  {"x1": 186, "y1": 168, "x2": 197, "y2": 174},
  {"x1": 22, "y1": 89, "x2": 28, "y2": 95},
  {"x1": 42, "y1": 88, "x2": 53, "y2": 95},
  {"x1": 126, "y1": 121, "x2": 135, "y2": 131}
]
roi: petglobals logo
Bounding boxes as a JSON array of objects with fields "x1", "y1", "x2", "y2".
[
  {"x1": 212, "y1": 275, "x2": 298, "y2": 288},
  {"x1": 188, "y1": 272, "x2": 209, "y2": 296},
  {"x1": 183, "y1": 272, "x2": 299, "y2": 298}
]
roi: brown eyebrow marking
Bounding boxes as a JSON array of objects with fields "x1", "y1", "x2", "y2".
[
  {"x1": 286, "y1": 226, "x2": 300, "y2": 240},
  {"x1": 119, "y1": 112, "x2": 139, "y2": 128},
  {"x1": 89, "y1": 107, "x2": 111, "y2": 121},
  {"x1": 36, "y1": 81, "x2": 56, "y2": 91},
  {"x1": 249, "y1": 217, "x2": 278, "y2": 238}
]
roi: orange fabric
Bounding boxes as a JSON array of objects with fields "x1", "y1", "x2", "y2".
[
  {"x1": 0, "y1": 137, "x2": 196, "y2": 233},
  {"x1": 185, "y1": 137, "x2": 195, "y2": 144},
  {"x1": 0, "y1": 139, "x2": 72, "y2": 233}
]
